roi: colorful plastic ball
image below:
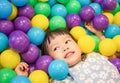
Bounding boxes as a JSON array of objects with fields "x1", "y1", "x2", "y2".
[
  {"x1": 113, "y1": 35, "x2": 120, "y2": 52},
  {"x1": 38, "y1": 0, "x2": 48, "y2": 2},
  {"x1": 11, "y1": 76, "x2": 31, "y2": 83},
  {"x1": 0, "y1": 33, "x2": 9, "y2": 52},
  {"x1": 101, "y1": 0, "x2": 116, "y2": 11},
  {"x1": 99, "y1": 38, "x2": 117, "y2": 56},
  {"x1": 48, "y1": 0, "x2": 57, "y2": 7},
  {"x1": 113, "y1": 12, "x2": 120, "y2": 27},
  {"x1": 103, "y1": 12, "x2": 114, "y2": 24},
  {"x1": 9, "y1": 30, "x2": 30, "y2": 53},
  {"x1": 66, "y1": 0, "x2": 81, "y2": 14},
  {"x1": 0, "y1": 49, "x2": 20, "y2": 69},
  {"x1": 49, "y1": 16, "x2": 66, "y2": 30},
  {"x1": 18, "y1": 5, "x2": 34, "y2": 19},
  {"x1": 110, "y1": 58, "x2": 120, "y2": 73},
  {"x1": 14, "y1": 16, "x2": 31, "y2": 33},
  {"x1": 111, "y1": 2, "x2": 120, "y2": 15},
  {"x1": 92, "y1": 0, "x2": 103, "y2": 4},
  {"x1": 78, "y1": 0, "x2": 90, "y2": 7},
  {"x1": 89, "y1": 2, "x2": 102, "y2": 15},
  {"x1": 28, "y1": 0, "x2": 37, "y2": 7},
  {"x1": 31, "y1": 14, "x2": 49, "y2": 30},
  {"x1": 79, "y1": 6, "x2": 95, "y2": 22},
  {"x1": 27, "y1": 27, "x2": 45, "y2": 45},
  {"x1": 28, "y1": 64, "x2": 36, "y2": 74},
  {"x1": 92, "y1": 14, "x2": 109, "y2": 30},
  {"x1": 78, "y1": 35, "x2": 96, "y2": 53},
  {"x1": 48, "y1": 60, "x2": 69, "y2": 80},
  {"x1": 21, "y1": 44, "x2": 39, "y2": 63},
  {"x1": 0, "y1": 0, "x2": 12, "y2": 19},
  {"x1": 29, "y1": 70, "x2": 49, "y2": 83},
  {"x1": 36, "y1": 55, "x2": 53, "y2": 73},
  {"x1": 0, "y1": 68, "x2": 16, "y2": 83},
  {"x1": 57, "y1": 0, "x2": 69, "y2": 4},
  {"x1": 34, "y1": 2, "x2": 51, "y2": 17},
  {"x1": 8, "y1": 3, "x2": 18, "y2": 20},
  {"x1": 70, "y1": 26, "x2": 87, "y2": 41},
  {"x1": 11, "y1": 0, "x2": 28, "y2": 7},
  {"x1": 104, "y1": 24, "x2": 120, "y2": 38},
  {"x1": 51, "y1": 4, "x2": 67, "y2": 18},
  {"x1": 66, "y1": 14, "x2": 81, "y2": 29}
]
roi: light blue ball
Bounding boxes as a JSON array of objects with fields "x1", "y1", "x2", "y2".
[
  {"x1": 27, "y1": 27, "x2": 45, "y2": 46},
  {"x1": 11, "y1": 0, "x2": 28, "y2": 7},
  {"x1": 0, "y1": 0, "x2": 12, "y2": 19},
  {"x1": 48, "y1": 0, "x2": 57, "y2": 7},
  {"x1": 0, "y1": 32, "x2": 8, "y2": 52},
  {"x1": 48, "y1": 60, "x2": 69, "y2": 80},
  {"x1": 104, "y1": 24, "x2": 120, "y2": 38},
  {"x1": 78, "y1": 0, "x2": 90, "y2": 7},
  {"x1": 11, "y1": 76, "x2": 31, "y2": 83}
]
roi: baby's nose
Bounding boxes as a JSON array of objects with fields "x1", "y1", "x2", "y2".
[{"x1": 63, "y1": 47, "x2": 69, "y2": 51}]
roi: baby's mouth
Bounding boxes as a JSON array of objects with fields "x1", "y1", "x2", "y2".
[{"x1": 64, "y1": 51, "x2": 74, "y2": 58}]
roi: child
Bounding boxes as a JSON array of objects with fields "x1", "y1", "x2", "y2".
[{"x1": 42, "y1": 22, "x2": 120, "y2": 83}]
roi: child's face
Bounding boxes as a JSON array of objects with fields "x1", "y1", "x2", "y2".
[{"x1": 47, "y1": 34, "x2": 82, "y2": 66}]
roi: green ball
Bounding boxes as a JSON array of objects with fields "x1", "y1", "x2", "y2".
[
  {"x1": 66, "y1": 0, "x2": 81, "y2": 14},
  {"x1": 49, "y1": 16, "x2": 66, "y2": 30},
  {"x1": 111, "y1": 2, "x2": 120, "y2": 15},
  {"x1": 28, "y1": 0, "x2": 37, "y2": 7},
  {"x1": 0, "y1": 68, "x2": 16, "y2": 83},
  {"x1": 57, "y1": 0, "x2": 69, "y2": 4},
  {"x1": 34, "y1": 2, "x2": 51, "y2": 17}
]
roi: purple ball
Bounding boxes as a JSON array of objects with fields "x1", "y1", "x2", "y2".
[
  {"x1": 92, "y1": 14, "x2": 108, "y2": 30},
  {"x1": 79, "y1": 6, "x2": 95, "y2": 22},
  {"x1": 0, "y1": 20, "x2": 14, "y2": 35},
  {"x1": 18, "y1": 5, "x2": 34, "y2": 19},
  {"x1": 14, "y1": 16, "x2": 31, "y2": 33},
  {"x1": 66, "y1": 14, "x2": 81, "y2": 29},
  {"x1": 36, "y1": 55, "x2": 53, "y2": 73},
  {"x1": 9, "y1": 30, "x2": 30, "y2": 53},
  {"x1": 28, "y1": 64, "x2": 36, "y2": 75},
  {"x1": 101, "y1": 0, "x2": 116, "y2": 11},
  {"x1": 92, "y1": 0, "x2": 103, "y2": 4},
  {"x1": 110, "y1": 58, "x2": 120, "y2": 73},
  {"x1": 21, "y1": 44, "x2": 39, "y2": 63}
]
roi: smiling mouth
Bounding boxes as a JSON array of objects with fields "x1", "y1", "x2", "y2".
[{"x1": 64, "y1": 52, "x2": 74, "y2": 58}]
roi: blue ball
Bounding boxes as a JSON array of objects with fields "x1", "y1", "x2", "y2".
[
  {"x1": 48, "y1": 0, "x2": 57, "y2": 7},
  {"x1": 11, "y1": 76, "x2": 31, "y2": 83},
  {"x1": 104, "y1": 24, "x2": 120, "y2": 38},
  {"x1": 0, "y1": 0, "x2": 12, "y2": 19},
  {"x1": 11, "y1": 0, "x2": 28, "y2": 7},
  {"x1": 27, "y1": 27, "x2": 45, "y2": 45},
  {"x1": 48, "y1": 60, "x2": 69, "y2": 80},
  {"x1": 0, "y1": 32, "x2": 8, "y2": 52},
  {"x1": 78, "y1": 0, "x2": 90, "y2": 7}
]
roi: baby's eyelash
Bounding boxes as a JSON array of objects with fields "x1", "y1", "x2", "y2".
[
  {"x1": 65, "y1": 40, "x2": 71, "y2": 44},
  {"x1": 53, "y1": 47, "x2": 59, "y2": 51}
]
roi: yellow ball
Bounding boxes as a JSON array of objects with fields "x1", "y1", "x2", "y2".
[
  {"x1": 31, "y1": 14, "x2": 49, "y2": 30},
  {"x1": 99, "y1": 38, "x2": 117, "y2": 56},
  {"x1": 103, "y1": 12, "x2": 113, "y2": 24},
  {"x1": 113, "y1": 12, "x2": 120, "y2": 27},
  {"x1": 113, "y1": 35, "x2": 120, "y2": 52},
  {"x1": 77, "y1": 35, "x2": 95, "y2": 53},
  {"x1": 8, "y1": 3, "x2": 18, "y2": 20},
  {"x1": 29, "y1": 70, "x2": 49, "y2": 83},
  {"x1": 70, "y1": 26, "x2": 87, "y2": 41},
  {"x1": 0, "y1": 49, "x2": 20, "y2": 69}
]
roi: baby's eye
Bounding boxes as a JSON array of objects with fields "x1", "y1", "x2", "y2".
[
  {"x1": 53, "y1": 47, "x2": 59, "y2": 51},
  {"x1": 65, "y1": 40, "x2": 71, "y2": 44}
]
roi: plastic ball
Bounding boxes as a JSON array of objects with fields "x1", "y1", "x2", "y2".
[
  {"x1": 21, "y1": 44, "x2": 39, "y2": 63},
  {"x1": 48, "y1": 60, "x2": 69, "y2": 80},
  {"x1": 92, "y1": 0, "x2": 103, "y2": 4},
  {"x1": 0, "y1": 68, "x2": 16, "y2": 83},
  {"x1": 31, "y1": 14, "x2": 49, "y2": 30},
  {"x1": 34, "y1": 2, "x2": 50, "y2": 17},
  {"x1": 66, "y1": 14, "x2": 81, "y2": 29},
  {"x1": 104, "y1": 24, "x2": 120, "y2": 38},
  {"x1": 92, "y1": 14, "x2": 109, "y2": 30},
  {"x1": 38, "y1": 0, "x2": 48, "y2": 2},
  {"x1": 111, "y1": 2, "x2": 120, "y2": 15},
  {"x1": 49, "y1": 16, "x2": 66, "y2": 30},
  {"x1": 14, "y1": 16, "x2": 31, "y2": 33},
  {"x1": 28, "y1": 64, "x2": 36, "y2": 74},
  {"x1": 0, "y1": 49, "x2": 20, "y2": 69},
  {"x1": 70, "y1": 26, "x2": 87, "y2": 41},
  {"x1": 27, "y1": 27, "x2": 45, "y2": 45},
  {"x1": 36, "y1": 55, "x2": 53, "y2": 73},
  {"x1": 28, "y1": 0, "x2": 37, "y2": 7},
  {"x1": 0, "y1": 0, "x2": 12, "y2": 19},
  {"x1": 18, "y1": 5, "x2": 34, "y2": 19},
  {"x1": 0, "y1": 32, "x2": 8, "y2": 52},
  {"x1": 110, "y1": 58, "x2": 120, "y2": 73},
  {"x1": 99, "y1": 38, "x2": 117, "y2": 56},
  {"x1": 78, "y1": 35, "x2": 96, "y2": 53},
  {"x1": 79, "y1": 6, "x2": 95, "y2": 22},
  {"x1": 66, "y1": 0, "x2": 81, "y2": 14},
  {"x1": 51, "y1": 4, "x2": 67, "y2": 18},
  {"x1": 78, "y1": 0, "x2": 90, "y2": 7},
  {"x1": 101, "y1": 0, "x2": 116, "y2": 11},
  {"x1": 113, "y1": 12, "x2": 120, "y2": 27},
  {"x1": 29, "y1": 70, "x2": 49, "y2": 83},
  {"x1": 11, "y1": 0, "x2": 28, "y2": 7},
  {"x1": 113, "y1": 35, "x2": 120, "y2": 52},
  {"x1": 103, "y1": 12, "x2": 114, "y2": 24},
  {"x1": 48, "y1": 0, "x2": 57, "y2": 7},
  {"x1": 57, "y1": 0, "x2": 69, "y2": 4},
  {"x1": 9, "y1": 30, "x2": 30, "y2": 53}
]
